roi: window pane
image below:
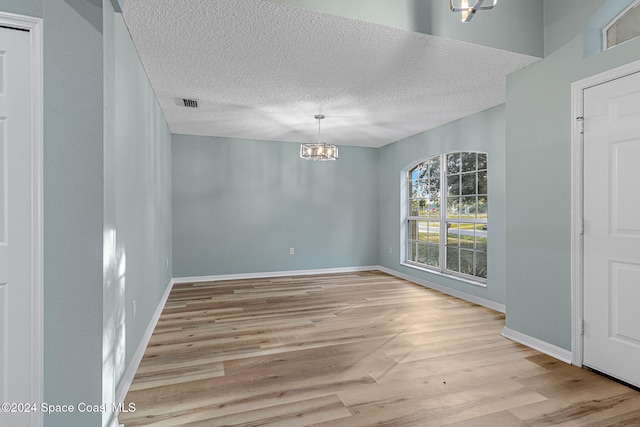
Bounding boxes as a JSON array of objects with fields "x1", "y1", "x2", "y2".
[
  {"x1": 429, "y1": 176, "x2": 440, "y2": 194},
  {"x1": 428, "y1": 221, "x2": 440, "y2": 244},
  {"x1": 447, "y1": 197, "x2": 460, "y2": 218},
  {"x1": 460, "y1": 228, "x2": 475, "y2": 249},
  {"x1": 409, "y1": 220, "x2": 417, "y2": 240},
  {"x1": 447, "y1": 223, "x2": 459, "y2": 246},
  {"x1": 606, "y1": 2, "x2": 640, "y2": 49},
  {"x1": 461, "y1": 172, "x2": 476, "y2": 195},
  {"x1": 478, "y1": 170, "x2": 487, "y2": 195},
  {"x1": 448, "y1": 174, "x2": 460, "y2": 196},
  {"x1": 461, "y1": 152, "x2": 476, "y2": 172},
  {"x1": 461, "y1": 196, "x2": 477, "y2": 218},
  {"x1": 476, "y1": 251, "x2": 487, "y2": 278},
  {"x1": 428, "y1": 157, "x2": 441, "y2": 177},
  {"x1": 478, "y1": 153, "x2": 487, "y2": 170},
  {"x1": 460, "y1": 249, "x2": 474, "y2": 275},
  {"x1": 406, "y1": 152, "x2": 487, "y2": 282},
  {"x1": 427, "y1": 194, "x2": 440, "y2": 218},
  {"x1": 411, "y1": 200, "x2": 419, "y2": 216},
  {"x1": 416, "y1": 164, "x2": 428, "y2": 179},
  {"x1": 417, "y1": 243, "x2": 428, "y2": 264},
  {"x1": 427, "y1": 244, "x2": 439, "y2": 267},
  {"x1": 447, "y1": 153, "x2": 460, "y2": 174},
  {"x1": 446, "y1": 246, "x2": 459, "y2": 272},
  {"x1": 478, "y1": 196, "x2": 488, "y2": 217},
  {"x1": 476, "y1": 226, "x2": 487, "y2": 251},
  {"x1": 417, "y1": 221, "x2": 428, "y2": 241},
  {"x1": 412, "y1": 179, "x2": 428, "y2": 199},
  {"x1": 409, "y1": 242, "x2": 418, "y2": 262},
  {"x1": 419, "y1": 199, "x2": 430, "y2": 217}
]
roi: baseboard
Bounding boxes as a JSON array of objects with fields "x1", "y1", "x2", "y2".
[
  {"x1": 113, "y1": 278, "x2": 175, "y2": 422},
  {"x1": 377, "y1": 266, "x2": 506, "y2": 313},
  {"x1": 172, "y1": 265, "x2": 380, "y2": 284},
  {"x1": 502, "y1": 327, "x2": 573, "y2": 364}
]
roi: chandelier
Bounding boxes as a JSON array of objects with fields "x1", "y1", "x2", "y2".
[
  {"x1": 450, "y1": 0, "x2": 497, "y2": 22},
  {"x1": 300, "y1": 115, "x2": 338, "y2": 161}
]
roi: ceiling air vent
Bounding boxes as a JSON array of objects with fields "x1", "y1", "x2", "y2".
[{"x1": 182, "y1": 98, "x2": 199, "y2": 108}]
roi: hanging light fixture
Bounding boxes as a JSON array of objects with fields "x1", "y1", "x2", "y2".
[
  {"x1": 300, "y1": 115, "x2": 338, "y2": 161},
  {"x1": 450, "y1": 0, "x2": 497, "y2": 22}
]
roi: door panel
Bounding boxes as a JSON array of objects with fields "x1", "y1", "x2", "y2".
[
  {"x1": 0, "y1": 24, "x2": 35, "y2": 422},
  {"x1": 583, "y1": 71, "x2": 640, "y2": 388}
]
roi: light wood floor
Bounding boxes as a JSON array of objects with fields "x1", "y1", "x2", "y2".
[{"x1": 120, "y1": 271, "x2": 640, "y2": 426}]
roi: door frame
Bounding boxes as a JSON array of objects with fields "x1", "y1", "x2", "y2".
[
  {"x1": 570, "y1": 58, "x2": 640, "y2": 368},
  {"x1": 0, "y1": 11, "x2": 43, "y2": 426}
]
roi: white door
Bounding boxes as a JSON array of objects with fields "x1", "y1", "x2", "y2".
[
  {"x1": 0, "y1": 23, "x2": 41, "y2": 426},
  {"x1": 583, "y1": 70, "x2": 640, "y2": 388}
]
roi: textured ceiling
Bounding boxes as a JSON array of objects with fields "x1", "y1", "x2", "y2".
[{"x1": 122, "y1": 0, "x2": 539, "y2": 148}]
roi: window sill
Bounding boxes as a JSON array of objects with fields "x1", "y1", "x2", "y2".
[{"x1": 401, "y1": 262, "x2": 487, "y2": 288}]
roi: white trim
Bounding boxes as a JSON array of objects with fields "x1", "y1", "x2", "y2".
[
  {"x1": 0, "y1": 11, "x2": 44, "y2": 427},
  {"x1": 378, "y1": 266, "x2": 505, "y2": 313},
  {"x1": 570, "y1": 58, "x2": 640, "y2": 368},
  {"x1": 502, "y1": 327, "x2": 573, "y2": 364},
  {"x1": 172, "y1": 265, "x2": 379, "y2": 284},
  {"x1": 113, "y1": 279, "x2": 174, "y2": 424},
  {"x1": 401, "y1": 262, "x2": 488, "y2": 288}
]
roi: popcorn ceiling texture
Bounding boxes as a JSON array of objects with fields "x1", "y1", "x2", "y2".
[{"x1": 123, "y1": 0, "x2": 539, "y2": 148}]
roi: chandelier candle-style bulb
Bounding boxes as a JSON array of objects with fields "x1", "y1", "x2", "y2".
[
  {"x1": 300, "y1": 114, "x2": 339, "y2": 161},
  {"x1": 450, "y1": 0, "x2": 496, "y2": 22}
]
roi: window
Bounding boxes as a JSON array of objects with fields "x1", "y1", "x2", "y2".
[
  {"x1": 605, "y1": 0, "x2": 640, "y2": 50},
  {"x1": 405, "y1": 152, "x2": 488, "y2": 283}
]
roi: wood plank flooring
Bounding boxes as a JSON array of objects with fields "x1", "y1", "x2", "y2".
[{"x1": 120, "y1": 271, "x2": 640, "y2": 426}]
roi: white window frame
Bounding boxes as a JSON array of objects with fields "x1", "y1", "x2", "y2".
[
  {"x1": 602, "y1": 0, "x2": 640, "y2": 50},
  {"x1": 401, "y1": 152, "x2": 488, "y2": 286}
]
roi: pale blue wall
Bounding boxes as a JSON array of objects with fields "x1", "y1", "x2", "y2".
[
  {"x1": 426, "y1": 0, "x2": 544, "y2": 57},
  {"x1": 505, "y1": 0, "x2": 640, "y2": 350},
  {"x1": 0, "y1": 0, "x2": 41, "y2": 16},
  {"x1": 102, "y1": 10, "x2": 172, "y2": 427},
  {"x1": 3, "y1": 0, "x2": 640, "y2": 423},
  {"x1": 172, "y1": 135, "x2": 378, "y2": 278},
  {"x1": 42, "y1": 0, "x2": 104, "y2": 425},
  {"x1": 0, "y1": 1, "x2": 173, "y2": 425},
  {"x1": 378, "y1": 105, "x2": 507, "y2": 305},
  {"x1": 268, "y1": 0, "x2": 543, "y2": 57},
  {"x1": 113, "y1": 10, "x2": 172, "y2": 382}
]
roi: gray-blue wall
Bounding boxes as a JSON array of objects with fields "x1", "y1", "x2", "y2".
[
  {"x1": 0, "y1": 1, "x2": 173, "y2": 425},
  {"x1": 42, "y1": 1, "x2": 104, "y2": 425},
  {"x1": 267, "y1": 0, "x2": 544, "y2": 57},
  {"x1": 172, "y1": 135, "x2": 378, "y2": 278},
  {"x1": 173, "y1": 105, "x2": 506, "y2": 306},
  {"x1": 378, "y1": 105, "x2": 507, "y2": 305},
  {"x1": 4, "y1": 0, "x2": 640, "y2": 424},
  {"x1": 505, "y1": 0, "x2": 640, "y2": 350},
  {"x1": 102, "y1": 9, "x2": 173, "y2": 427}
]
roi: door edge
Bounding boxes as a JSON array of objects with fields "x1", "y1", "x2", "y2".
[
  {"x1": 570, "y1": 58, "x2": 640, "y2": 368},
  {"x1": 0, "y1": 10, "x2": 43, "y2": 427}
]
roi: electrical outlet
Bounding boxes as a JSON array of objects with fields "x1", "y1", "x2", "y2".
[
  {"x1": 290, "y1": 247, "x2": 295, "y2": 255},
  {"x1": 132, "y1": 300, "x2": 137, "y2": 320},
  {"x1": 389, "y1": 247, "x2": 393, "y2": 254}
]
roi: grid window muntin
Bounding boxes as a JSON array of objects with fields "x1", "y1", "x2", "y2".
[{"x1": 406, "y1": 152, "x2": 487, "y2": 283}]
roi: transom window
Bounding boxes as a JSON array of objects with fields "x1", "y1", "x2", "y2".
[
  {"x1": 605, "y1": 0, "x2": 640, "y2": 50},
  {"x1": 405, "y1": 152, "x2": 488, "y2": 283}
]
